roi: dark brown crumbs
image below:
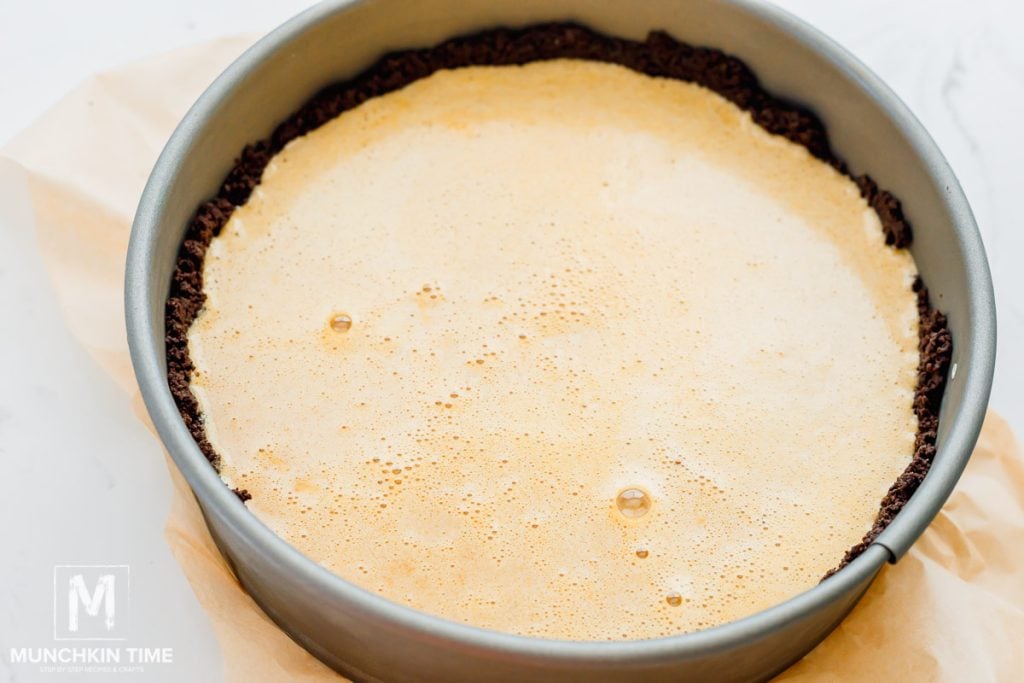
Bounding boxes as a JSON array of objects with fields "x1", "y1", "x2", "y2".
[
  {"x1": 824, "y1": 278, "x2": 952, "y2": 577},
  {"x1": 233, "y1": 488, "x2": 253, "y2": 503},
  {"x1": 163, "y1": 22, "x2": 952, "y2": 577},
  {"x1": 856, "y1": 175, "x2": 914, "y2": 248}
]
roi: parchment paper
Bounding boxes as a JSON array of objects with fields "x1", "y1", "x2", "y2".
[{"x1": 4, "y1": 37, "x2": 1021, "y2": 682}]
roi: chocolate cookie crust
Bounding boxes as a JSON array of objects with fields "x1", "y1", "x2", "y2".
[{"x1": 164, "y1": 23, "x2": 952, "y2": 576}]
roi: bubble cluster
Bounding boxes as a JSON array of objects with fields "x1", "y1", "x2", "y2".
[{"x1": 190, "y1": 60, "x2": 922, "y2": 641}]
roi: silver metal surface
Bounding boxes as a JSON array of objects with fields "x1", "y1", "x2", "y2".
[{"x1": 125, "y1": 1, "x2": 996, "y2": 680}]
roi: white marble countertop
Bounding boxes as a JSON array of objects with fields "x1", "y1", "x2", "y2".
[{"x1": 0, "y1": 2, "x2": 1021, "y2": 681}]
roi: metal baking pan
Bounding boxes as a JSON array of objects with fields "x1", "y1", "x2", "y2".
[{"x1": 125, "y1": 1, "x2": 996, "y2": 680}]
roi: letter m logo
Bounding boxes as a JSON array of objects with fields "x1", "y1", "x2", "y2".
[
  {"x1": 54, "y1": 565, "x2": 129, "y2": 640},
  {"x1": 68, "y1": 573, "x2": 116, "y2": 632}
]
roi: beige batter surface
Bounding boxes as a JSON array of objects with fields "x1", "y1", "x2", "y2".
[{"x1": 188, "y1": 60, "x2": 920, "y2": 640}]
